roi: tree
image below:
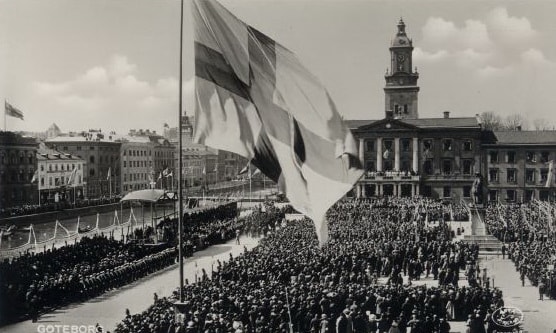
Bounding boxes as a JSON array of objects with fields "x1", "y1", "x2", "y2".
[
  {"x1": 479, "y1": 111, "x2": 503, "y2": 130},
  {"x1": 532, "y1": 118, "x2": 554, "y2": 131},
  {"x1": 503, "y1": 114, "x2": 528, "y2": 131}
]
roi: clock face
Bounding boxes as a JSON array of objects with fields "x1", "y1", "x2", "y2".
[{"x1": 397, "y1": 54, "x2": 406, "y2": 62}]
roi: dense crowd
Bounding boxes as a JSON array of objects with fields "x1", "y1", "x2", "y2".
[
  {"x1": 0, "y1": 197, "x2": 122, "y2": 218},
  {"x1": 115, "y1": 198, "x2": 501, "y2": 333},
  {"x1": 0, "y1": 202, "x2": 251, "y2": 326},
  {"x1": 484, "y1": 202, "x2": 556, "y2": 299}
]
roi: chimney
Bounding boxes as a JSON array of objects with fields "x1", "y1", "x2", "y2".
[
  {"x1": 386, "y1": 110, "x2": 394, "y2": 119},
  {"x1": 443, "y1": 111, "x2": 450, "y2": 119}
]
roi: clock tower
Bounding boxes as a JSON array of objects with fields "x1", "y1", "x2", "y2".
[{"x1": 384, "y1": 18, "x2": 420, "y2": 119}]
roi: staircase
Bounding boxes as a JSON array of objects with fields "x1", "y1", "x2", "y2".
[{"x1": 462, "y1": 206, "x2": 503, "y2": 254}]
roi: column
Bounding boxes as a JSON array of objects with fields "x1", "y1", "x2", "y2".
[
  {"x1": 416, "y1": 185, "x2": 420, "y2": 196},
  {"x1": 377, "y1": 138, "x2": 383, "y2": 172},
  {"x1": 411, "y1": 184, "x2": 415, "y2": 197},
  {"x1": 356, "y1": 184, "x2": 362, "y2": 198},
  {"x1": 394, "y1": 138, "x2": 400, "y2": 171},
  {"x1": 359, "y1": 139, "x2": 365, "y2": 167},
  {"x1": 362, "y1": 184, "x2": 367, "y2": 198},
  {"x1": 412, "y1": 137, "x2": 419, "y2": 173}
]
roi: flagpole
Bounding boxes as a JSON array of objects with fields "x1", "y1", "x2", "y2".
[
  {"x1": 4, "y1": 100, "x2": 7, "y2": 131},
  {"x1": 177, "y1": 0, "x2": 185, "y2": 303}
]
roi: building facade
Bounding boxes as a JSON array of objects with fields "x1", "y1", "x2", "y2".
[
  {"x1": 349, "y1": 19, "x2": 556, "y2": 202},
  {"x1": 36, "y1": 144, "x2": 85, "y2": 203},
  {"x1": 46, "y1": 130, "x2": 122, "y2": 199},
  {"x1": 0, "y1": 132, "x2": 38, "y2": 208},
  {"x1": 120, "y1": 138, "x2": 154, "y2": 194},
  {"x1": 483, "y1": 131, "x2": 556, "y2": 202}
]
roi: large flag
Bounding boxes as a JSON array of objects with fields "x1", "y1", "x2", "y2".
[
  {"x1": 545, "y1": 160, "x2": 554, "y2": 188},
  {"x1": 5, "y1": 101, "x2": 24, "y2": 120},
  {"x1": 192, "y1": 0, "x2": 363, "y2": 244}
]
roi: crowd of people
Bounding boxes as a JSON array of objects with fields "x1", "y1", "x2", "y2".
[
  {"x1": 0, "y1": 196, "x2": 122, "y2": 218},
  {"x1": 0, "y1": 202, "x2": 256, "y2": 326},
  {"x1": 114, "y1": 198, "x2": 502, "y2": 333},
  {"x1": 484, "y1": 202, "x2": 556, "y2": 300}
]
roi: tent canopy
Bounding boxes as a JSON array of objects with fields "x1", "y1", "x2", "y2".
[{"x1": 121, "y1": 189, "x2": 176, "y2": 203}]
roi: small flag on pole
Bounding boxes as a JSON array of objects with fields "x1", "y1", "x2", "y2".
[
  {"x1": 162, "y1": 167, "x2": 170, "y2": 177},
  {"x1": 545, "y1": 160, "x2": 554, "y2": 188},
  {"x1": 106, "y1": 167, "x2": 111, "y2": 181},
  {"x1": 5, "y1": 101, "x2": 24, "y2": 120},
  {"x1": 157, "y1": 172, "x2": 162, "y2": 181},
  {"x1": 31, "y1": 170, "x2": 38, "y2": 183},
  {"x1": 68, "y1": 168, "x2": 78, "y2": 186},
  {"x1": 165, "y1": 170, "x2": 173, "y2": 178},
  {"x1": 192, "y1": 0, "x2": 363, "y2": 244}
]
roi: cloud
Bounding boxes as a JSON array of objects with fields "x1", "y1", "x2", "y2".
[
  {"x1": 32, "y1": 55, "x2": 194, "y2": 134},
  {"x1": 418, "y1": 7, "x2": 550, "y2": 76}
]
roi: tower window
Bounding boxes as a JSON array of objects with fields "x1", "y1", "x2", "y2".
[{"x1": 404, "y1": 105, "x2": 408, "y2": 114}]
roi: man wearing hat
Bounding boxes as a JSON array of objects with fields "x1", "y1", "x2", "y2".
[{"x1": 336, "y1": 308, "x2": 353, "y2": 333}]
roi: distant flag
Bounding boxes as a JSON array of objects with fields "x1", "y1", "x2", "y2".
[
  {"x1": 67, "y1": 168, "x2": 78, "y2": 186},
  {"x1": 162, "y1": 167, "x2": 170, "y2": 177},
  {"x1": 192, "y1": 0, "x2": 363, "y2": 244},
  {"x1": 165, "y1": 170, "x2": 173, "y2": 178},
  {"x1": 157, "y1": 172, "x2": 162, "y2": 181},
  {"x1": 545, "y1": 160, "x2": 554, "y2": 187},
  {"x1": 238, "y1": 162, "x2": 250, "y2": 176},
  {"x1": 148, "y1": 173, "x2": 154, "y2": 183},
  {"x1": 5, "y1": 101, "x2": 24, "y2": 120},
  {"x1": 202, "y1": 166, "x2": 206, "y2": 175},
  {"x1": 106, "y1": 167, "x2": 111, "y2": 181},
  {"x1": 31, "y1": 170, "x2": 38, "y2": 183}
]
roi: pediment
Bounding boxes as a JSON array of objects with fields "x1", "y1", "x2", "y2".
[{"x1": 356, "y1": 118, "x2": 420, "y2": 131}]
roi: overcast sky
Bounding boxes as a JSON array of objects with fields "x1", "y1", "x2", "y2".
[{"x1": 1, "y1": 0, "x2": 556, "y2": 134}]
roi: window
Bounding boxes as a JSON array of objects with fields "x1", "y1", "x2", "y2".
[
  {"x1": 90, "y1": 156, "x2": 95, "y2": 163},
  {"x1": 541, "y1": 168, "x2": 549, "y2": 183},
  {"x1": 49, "y1": 177, "x2": 53, "y2": 186},
  {"x1": 507, "y1": 169, "x2": 517, "y2": 183},
  {"x1": 526, "y1": 151, "x2": 536, "y2": 163},
  {"x1": 41, "y1": 177, "x2": 44, "y2": 186},
  {"x1": 541, "y1": 151, "x2": 550, "y2": 163},
  {"x1": 463, "y1": 140, "x2": 473, "y2": 152},
  {"x1": 90, "y1": 169, "x2": 95, "y2": 177},
  {"x1": 506, "y1": 190, "x2": 516, "y2": 202},
  {"x1": 123, "y1": 161, "x2": 126, "y2": 168},
  {"x1": 366, "y1": 141, "x2": 374, "y2": 151},
  {"x1": 63, "y1": 146, "x2": 68, "y2": 150},
  {"x1": 507, "y1": 151, "x2": 516, "y2": 164},
  {"x1": 423, "y1": 139, "x2": 433, "y2": 152},
  {"x1": 442, "y1": 159, "x2": 452, "y2": 175},
  {"x1": 489, "y1": 190, "x2": 498, "y2": 202},
  {"x1": 41, "y1": 165, "x2": 44, "y2": 172},
  {"x1": 443, "y1": 186, "x2": 451, "y2": 198},
  {"x1": 77, "y1": 146, "x2": 81, "y2": 151},
  {"x1": 49, "y1": 165, "x2": 52, "y2": 172},
  {"x1": 443, "y1": 139, "x2": 453, "y2": 151},
  {"x1": 489, "y1": 168, "x2": 499, "y2": 182},
  {"x1": 526, "y1": 169, "x2": 535, "y2": 183},
  {"x1": 424, "y1": 159, "x2": 434, "y2": 175},
  {"x1": 90, "y1": 146, "x2": 94, "y2": 150},
  {"x1": 401, "y1": 160, "x2": 410, "y2": 172},
  {"x1": 55, "y1": 164, "x2": 58, "y2": 171},
  {"x1": 463, "y1": 186, "x2": 471, "y2": 198},
  {"x1": 78, "y1": 164, "x2": 81, "y2": 170},
  {"x1": 61, "y1": 164, "x2": 64, "y2": 171},
  {"x1": 525, "y1": 190, "x2": 534, "y2": 201},
  {"x1": 365, "y1": 160, "x2": 376, "y2": 172},
  {"x1": 462, "y1": 160, "x2": 473, "y2": 175},
  {"x1": 489, "y1": 151, "x2": 498, "y2": 163}
]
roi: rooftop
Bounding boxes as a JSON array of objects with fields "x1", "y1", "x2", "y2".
[
  {"x1": 491, "y1": 131, "x2": 556, "y2": 145},
  {"x1": 345, "y1": 117, "x2": 480, "y2": 129}
]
